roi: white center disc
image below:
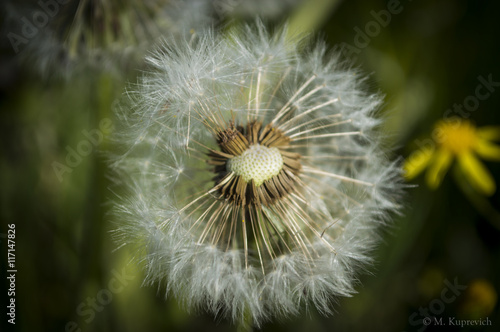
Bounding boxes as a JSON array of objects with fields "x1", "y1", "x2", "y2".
[{"x1": 227, "y1": 144, "x2": 283, "y2": 186}]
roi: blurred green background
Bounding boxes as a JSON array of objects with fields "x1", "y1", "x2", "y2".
[{"x1": 1, "y1": 0, "x2": 499, "y2": 331}]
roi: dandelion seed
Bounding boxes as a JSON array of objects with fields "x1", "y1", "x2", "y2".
[{"x1": 110, "y1": 22, "x2": 403, "y2": 326}]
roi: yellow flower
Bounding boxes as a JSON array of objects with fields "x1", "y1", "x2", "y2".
[{"x1": 404, "y1": 119, "x2": 500, "y2": 195}]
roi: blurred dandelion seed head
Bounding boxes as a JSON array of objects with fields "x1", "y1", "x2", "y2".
[
  {"x1": 110, "y1": 22, "x2": 403, "y2": 325},
  {"x1": 11, "y1": 0, "x2": 212, "y2": 79}
]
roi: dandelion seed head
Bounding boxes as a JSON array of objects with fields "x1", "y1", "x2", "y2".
[
  {"x1": 110, "y1": 22, "x2": 404, "y2": 326},
  {"x1": 8, "y1": 0, "x2": 212, "y2": 79}
]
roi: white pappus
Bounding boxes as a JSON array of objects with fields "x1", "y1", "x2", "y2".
[{"x1": 110, "y1": 22, "x2": 403, "y2": 326}]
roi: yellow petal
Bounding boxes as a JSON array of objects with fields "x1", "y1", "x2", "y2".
[
  {"x1": 458, "y1": 152, "x2": 496, "y2": 196},
  {"x1": 477, "y1": 126, "x2": 500, "y2": 142},
  {"x1": 426, "y1": 149, "x2": 453, "y2": 189},
  {"x1": 476, "y1": 138, "x2": 500, "y2": 161},
  {"x1": 404, "y1": 146, "x2": 435, "y2": 180}
]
